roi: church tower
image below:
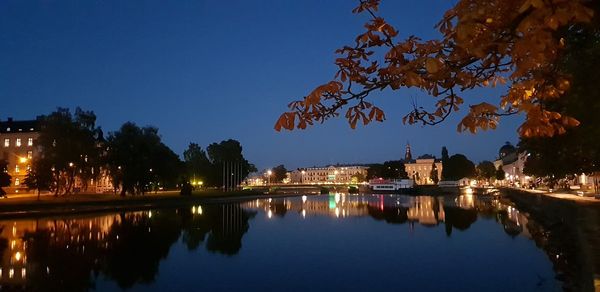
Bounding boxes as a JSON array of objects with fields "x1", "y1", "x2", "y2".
[{"x1": 405, "y1": 142, "x2": 412, "y2": 162}]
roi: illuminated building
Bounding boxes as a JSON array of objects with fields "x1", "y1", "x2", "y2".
[
  {"x1": 493, "y1": 142, "x2": 530, "y2": 187},
  {"x1": 404, "y1": 157, "x2": 443, "y2": 185},
  {"x1": 289, "y1": 165, "x2": 368, "y2": 184},
  {"x1": 0, "y1": 118, "x2": 41, "y2": 194},
  {"x1": 0, "y1": 117, "x2": 114, "y2": 194}
]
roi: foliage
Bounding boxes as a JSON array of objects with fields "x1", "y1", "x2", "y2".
[
  {"x1": 205, "y1": 139, "x2": 256, "y2": 187},
  {"x1": 520, "y1": 15, "x2": 600, "y2": 177},
  {"x1": 429, "y1": 162, "x2": 439, "y2": 184},
  {"x1": 106, "y1": 122, "x2": 183, "y2": 196},
  {"x1": 35, "y1": 108, "x2": 103, "y2": 195},
  {"x1": 351, "y1": 172, "x2": 366, "y2": 183},
  {"x1": 368, "y1": 160, "x2": 407, "y2": 179},
  {"x1": 24, "y1": 157, "x2": 53, "y2": 198},
  {"x1": 443, "y1": 154, "x2": 476, "y2": 180},
  {"x1": 0, "y1": 160, "x2": 10, "y2": 195},
  {"x1": 271, "y1": 165, "x2": 288, "y2": 183},
  {"x1": 276, "y1": 0, "x2": 595, "y2": 137},
  {"x1": 441, "y1": 146, "x2": 449, "y2": 180},
  {"x1": 476, "y1": 161, "x2": 497, "y2": 180},
  {"x1": 183, "y1": 143, "x2": 212, "y2": 184},
  {"x1": 495, "y1": 166, "x2": 506, "y2": 181}
]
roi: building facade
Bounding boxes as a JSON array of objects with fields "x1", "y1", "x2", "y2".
[
  {"x1": 493, "y1": 142, "x2": 530, "y2": 187},
  {"x1": 0, "y1": 118, "x2": 41, "y2": 194},
  {"x1": 290, "y1": 165, "x2": 368, "y2": 184},
  {"x1": 404, "y1": 158, "x2": 443, "y2": 185}
]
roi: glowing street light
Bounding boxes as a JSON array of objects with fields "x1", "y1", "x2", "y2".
[
  {"x1": 18, "y1": 157, "x2": 28, "y2": 164},
  {"x1": 267, "y1": 169, "x2": 272, "y2": 185}
]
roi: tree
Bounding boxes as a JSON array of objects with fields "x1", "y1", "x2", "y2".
[
  {"x1": 0, "y1": 160, "x2": 11, "y2": 197},
  {"x1": 495, "y1": 167, "x2": 506, "y2": 181},
  {"x1": 205, "y1": 139, "x2": 256, "y2": 187},
  {"x1": 429, "y1": 162, "x2": 439, "y2": 184},
  {"x1": 275, "y1": 0, "x2": 595, "y2": 138},
  {"x1": 520, "y1": 14, "x2": 600, "y2": 178},
  {"x1": 24, "y1": 157, "x2": 53, "y2": 200},
  {"x1": 476, "y1": 161, "x2": 496, "y2": 181},
  {"x1": 271, "y1": 165, "x2": 288, "y2": 183},
  {"x1": 351, "y1": 173, "x2": 366, "y2": 183},
  {"x1": 441, "y1": 146, "x2": 449, "y2": 180},
  {"x1": 444, "y1": 154, "x2": 476, "y2": 181},
  {"x1": 367, "y1": 160, "x2": 407, "y2": 179},
  {"x1": 183, "y1": 143, "x2": 212, "y2": 184},
  {"x1": 35, "y1": 108, "x2": 103, "y2": 195},
  {"x1": 106, "y1": 122, "x2": 182, "y2": 196}
]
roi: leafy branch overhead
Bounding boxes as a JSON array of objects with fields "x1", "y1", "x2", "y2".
[{"x1": 275, "y1": 0, "x2": 594, "y2": 137}]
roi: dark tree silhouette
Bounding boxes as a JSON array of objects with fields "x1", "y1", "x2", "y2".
[
  {"x1": 271, "y1": 165, "x2": 288, "y2": 183},
  {"x1": 443, "y1": 154, "x2": 476, "y2": 181},
  {"x1": 0, "y1": 160, "x2": 10, "y2": 197}
]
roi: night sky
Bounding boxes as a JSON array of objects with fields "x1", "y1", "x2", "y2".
[{"x1": 0, "y1": 0, "x2": 522, "y2": 170}]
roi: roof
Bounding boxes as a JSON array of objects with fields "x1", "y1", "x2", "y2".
[{"x1": 0, "y1": 118, "x2": 41, "y2": 134}]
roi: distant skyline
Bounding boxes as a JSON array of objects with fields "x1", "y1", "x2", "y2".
[{"x1": 1, "y1": 0, "x2": 522, "y2": 170}]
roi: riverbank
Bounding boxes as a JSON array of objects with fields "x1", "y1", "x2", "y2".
[
  {"x1": 0, "y1": 190, "x2": 297, "y2": 219},
  {"x1": 502, "y1": 187, "x2": 600, "y2": 204}
]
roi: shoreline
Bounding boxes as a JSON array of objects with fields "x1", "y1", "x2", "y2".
[
  {"x1": 0, "y1": 191, "x2": 303, "y2": 219},
  {"x1": 0, "y1": 186, "x2": 597, "y2": 219}
]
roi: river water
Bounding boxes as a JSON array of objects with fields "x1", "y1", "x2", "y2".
[{"x1": 1, "y1": 192, "x2": 597, "y2": 291}]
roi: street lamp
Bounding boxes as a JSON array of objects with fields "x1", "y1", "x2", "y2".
[{"x1": 267, "y1": 170, "x2": 272, "y2": 185}]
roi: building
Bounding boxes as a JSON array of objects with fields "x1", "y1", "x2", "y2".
[
  {"x1": 0, "y1": 117, "x2": 114, "y2": 194},
  {"x1": 402, "y1": 143, "x2": 443, "y2": 185},
  {"x1": 405, "y1": 157, "x2": 443, "y2": 185},
  {"x1": 493, "y1": 142, "x2": 530, "y2": 187},
  {"x1": 0, "y1": 118, "x2": 41, "y2": 194},
  {"x1": 289, "y1": 165, "x2": 368, "y2": 184}
]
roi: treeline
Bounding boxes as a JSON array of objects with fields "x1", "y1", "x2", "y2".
[{"x1": 22, "y1": 107, "x2": 254, "y2": 196}]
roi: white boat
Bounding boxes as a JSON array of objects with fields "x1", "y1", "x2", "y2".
[{"x1": 369, "y1": 179, "x2": 414, "y2": 191}]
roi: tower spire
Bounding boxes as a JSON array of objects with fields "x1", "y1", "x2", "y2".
[{"x1": 405, "y1": 141, "x2": 412, "y2": 162}]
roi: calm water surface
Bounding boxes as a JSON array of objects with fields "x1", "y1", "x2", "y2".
[{"x1": 2, "y1": 193, "x2": 596, "y2": 291}]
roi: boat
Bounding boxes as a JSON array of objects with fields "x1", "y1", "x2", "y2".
[{"x1": 368, "y1": 178, "x2": 414, "y2": 193}]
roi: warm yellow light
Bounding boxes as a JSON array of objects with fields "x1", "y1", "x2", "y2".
[
  {"x1": 14, "y1": 251, "x2": 21, "y2": 261},
  {"x1": 198, "y1": 181, "x2": 203, "y2": 186},
  {"x1": 19, "y1": 157, "x2": 27, "y2": 163}
]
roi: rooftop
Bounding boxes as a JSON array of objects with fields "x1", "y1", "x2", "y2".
[{"x1": 0, "y1": 118, "x2": 41, "y2": 134}]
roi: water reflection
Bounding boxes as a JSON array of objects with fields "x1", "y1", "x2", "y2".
[
  {"x1": 0, "y1": 193, "x2": 579, "y2": 291},
  {"x1": 0, "y1": 205, "x2": 256, "y2": 291},
  {"x1": 244, "y1": 194, "x2": 522, "y2": 238}
]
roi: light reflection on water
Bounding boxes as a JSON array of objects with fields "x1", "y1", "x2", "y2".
[{"x1": 0, "y1": 194, "x2": 570, "y2": 291}]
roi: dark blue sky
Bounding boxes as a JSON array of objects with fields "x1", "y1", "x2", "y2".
[{"x1": 0, "y1": 0, "x2": 522, "y2": 170}]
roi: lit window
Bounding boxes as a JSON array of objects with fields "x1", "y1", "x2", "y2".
[
  {"x1": 27, "y1": 138, "x2": 33, "y2": 146},
  {"x1": 3, "y1": 139, "x2": 8, "y2": 147},
  {"x1": 27, "y1": 151, "x2": 32, "y2": 159},
  {"x1": 15, "y1": 139, "x2": 21, "y2": 147},
  {"x1": 14, "y1": 178, "x2": 19, "y2": 186},
  {"x1": 6, "y1": 128, "x2": 10, "y2": 132},
  {"x1": 15, "y1": 165, "x2": 19, "y2": 173}
]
